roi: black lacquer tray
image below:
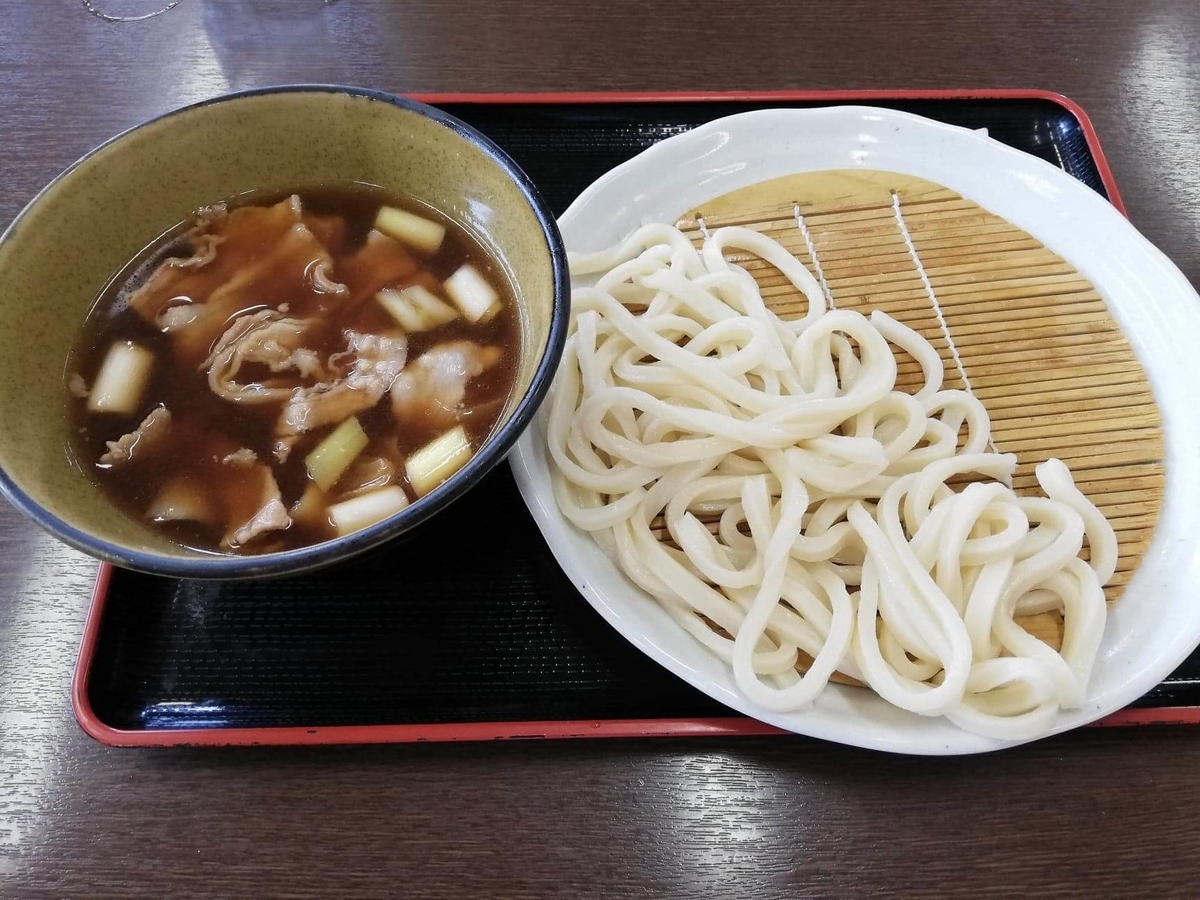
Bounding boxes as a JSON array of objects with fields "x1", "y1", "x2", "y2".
[{"x1": 74, "y1": 91, "x2": 1196, "y2": 746}]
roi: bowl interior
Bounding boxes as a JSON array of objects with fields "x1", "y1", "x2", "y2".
[{"x1": 0, "y1": 88, "x2": 560, "y2": 569}]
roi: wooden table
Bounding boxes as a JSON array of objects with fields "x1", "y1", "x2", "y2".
[{"x1": 3, "y1": 1, "x2": 1199, "y2": 896}]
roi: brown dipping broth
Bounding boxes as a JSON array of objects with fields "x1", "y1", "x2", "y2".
[{"x1": 66, "y1": 185, "x2": 520, "y2": 554}]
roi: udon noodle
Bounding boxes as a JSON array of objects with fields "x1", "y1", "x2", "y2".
[{"x1": 549, "y1": 223, "x2": 1116, "y2": 739}]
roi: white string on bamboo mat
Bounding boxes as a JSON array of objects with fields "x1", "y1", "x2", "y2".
[
  {"x1": 793, "y1": 203, "x2": 836, "y2": 310},
  {"x1": 890, "y1": 190, "x2": 997, "y2": 452}
]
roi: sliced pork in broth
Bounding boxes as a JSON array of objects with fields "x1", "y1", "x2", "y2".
[
  {"x1": 67, "y1": 185, "x2": 520, "y2": 553},
  {"x1": 390, "y1": 341, "x2": 503, "y2": 431}
]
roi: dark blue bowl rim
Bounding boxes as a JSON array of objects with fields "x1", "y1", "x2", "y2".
[{"x1": 0, "y1": 84, "x2": 570, "y2": 580}]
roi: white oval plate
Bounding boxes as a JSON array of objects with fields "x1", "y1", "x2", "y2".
[{"x1": 509, "y1": 106, "x2": 1200, "y2": 754}]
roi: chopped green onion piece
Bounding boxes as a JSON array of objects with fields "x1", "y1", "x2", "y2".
[
  {"x1": 146, "y1": 476, "x2": 216, "y2": 525},
  {"x1": 373, "y1": 206, "x2": 446, "y2": 255},
  {"x1": 377, "y1": 285, "x2": 459, "y2": 332},
  {"x1": 443, "y1": 264, "x2": 500, "y2": 323},
  {"x1": 305, "y1": 416, "x2": 370, "y2": 491},
  {"x1": 405, "y1": 425, "x2": 472, "y2": 497},
  {"x1": 328, "y1": 485, "x2": 410, "y2": 536},
  {"x1": 87, "y1": 341, "x2": 154, "y2": 414}
]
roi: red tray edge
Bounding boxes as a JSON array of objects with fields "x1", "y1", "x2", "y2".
[{"x1": 72, "y1": 87, "x2": 1165, "y2": 749}]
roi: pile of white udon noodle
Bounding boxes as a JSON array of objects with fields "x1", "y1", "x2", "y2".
[{"x1": 548, "y1": 223, "x2": 1116, "y2": 740}]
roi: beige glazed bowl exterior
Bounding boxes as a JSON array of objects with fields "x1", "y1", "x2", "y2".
[{"x1": 0, "y1": 86, "x2": 569, "y2": 578}]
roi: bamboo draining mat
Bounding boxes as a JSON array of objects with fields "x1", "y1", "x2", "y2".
[{"x1": 670, "y1": 170, "x2": 1163, "y2": 649}]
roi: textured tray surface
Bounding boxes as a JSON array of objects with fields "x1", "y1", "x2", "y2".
[
  {"x1": 89, "y1": 471, "x2": 723, "y2": 729},
  {"x1": 83, "y1": 96, "x2": 1195, "y2": 735}
]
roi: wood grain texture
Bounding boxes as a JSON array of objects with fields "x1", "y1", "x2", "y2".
[{"x1": 2, "y1": 1, "x2": 1200, "y2": 897}]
